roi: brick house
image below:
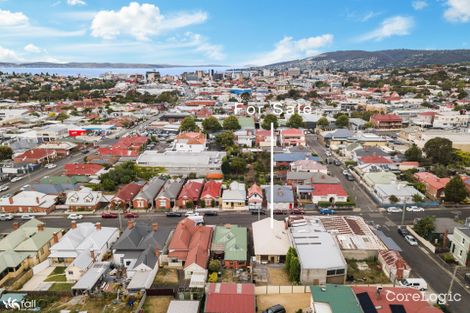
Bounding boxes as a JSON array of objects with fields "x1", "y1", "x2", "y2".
[
  {"x1": 176, "y1": 179, "x2": 204, "y2": 208},
  {"x1": 0, "y1": 191, "x2": 57, "y2": 214},
  {"x1": 414, "y1": 172, "x2": 450, "y2": 200},
  {"x1": 111, "y1": 183, "x2": 142, "y2": 209},
  {"x1": 155, "y1": 178, "x2": 185, "y2": 210},
  {"x1": 370, "y1": 114, "x2": 403, "y2": 129},
  {"x1": 200, "y1": 180, "x2": 222, "y2": 207},
  {"x1": 13, "y1": 149, "x2": 57, "y2": 164},
  {"x1": 132, "y1": 177, "x2": 167, "y2": 209}
]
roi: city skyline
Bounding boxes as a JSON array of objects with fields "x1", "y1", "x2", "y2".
[{"x1": 0, "y1": 0, "x2": 469, "y2": 66}]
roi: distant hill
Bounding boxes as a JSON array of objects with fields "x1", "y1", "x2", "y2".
[
  {"x1": 0, "y1": 62, "x2": 226, "y2": 69},
  {"x1": 260, "y1": 49, "x2": 470, "y2": 71}
]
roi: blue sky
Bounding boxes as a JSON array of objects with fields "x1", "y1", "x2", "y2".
[{"x1": 0, "y1": 0, "x2": 469, "y2": 65}]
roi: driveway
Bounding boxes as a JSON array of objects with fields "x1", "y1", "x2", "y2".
[{"x1": 21, "y1": 267, "x2": 54, "y2": 291}]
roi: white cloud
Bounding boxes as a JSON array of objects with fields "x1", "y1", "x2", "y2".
[
  {"x1": 67, "y1": 0, "x2": 86, "y2": 6},
  {"x1": 91, "y1": 2, "x2": 207, "y2": 40},
  {"x1": 358, "y1": 16, "x2": 414, "y2": 41},
  {"x1": 0, "y1": 9, "x2": 29, "y2": 26},
  {"x1": 444, "y1": 0, "x2": 470, "y2": 22},
  {"x1": 347, "y1": 10, "x2": 381, "y2": 22},
  {"x1": 250, "y1": 34, "x2": 334, "y2": 66},
  {"x1": 24, "y1": 43, "x2": 42, "y2": 53},
  {"x1": 177, "y1": 32, "x2": 225, "y2": 61},
  {"x1": 0, "y1": 46, "x2": 22, "y2": 62},
  {"x1": 412, "y1": 0, "x2": 428, "y2": 10}
]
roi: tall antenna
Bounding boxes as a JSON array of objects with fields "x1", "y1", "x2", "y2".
[{"x1": 270, "y1": 122, "x2": 274, "y2": 229}]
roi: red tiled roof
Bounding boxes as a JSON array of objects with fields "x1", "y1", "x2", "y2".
[
  {"x1": 201, "y1": 181, "x2": 222, "y2": 198},
  {"x1": 185, "y1": 100, "x2": 216, "y2": 106},
  {"x1": 248, "y1": 183, "x2": 262, "y2": 197},
  {"x1": 280, "y1": 128, "x2": 304, "y2": 136},
  {"x1": 15, "y1": 149, "x2": 55, "y2": 160},
  {"x1": 178, "y1": 180, "x2": 204, "y2": 201},
  {"x1": 168, "y1": 218, "x2": 213, "y2": 269},
  {"x1": 360, "y1": 155, "x2": 393, "y2": 164},
  {"x1": 64, "y1": 163, "x2": 103, "y2": 176},
  {"x1": 414, "y1": 172, "x2": 450, "y2": 190},
  {"x1": 175, "y1": 132, "x2": 206, "y2": 145},
  {"x1": 351, "y1": 286, "x2": 442, "y2": 313},
  {"x1": 113, "y1": 183, "x2": 142, "y2": 202},
  {"x1": 371, "y1": 113, "x2": 403, "y2": 122},
  {"x1": 205, "y1": 283, "x2": 255, "y2": 313},
  {"x1": 312, "y1": 184, "x2": 348, "y2": 196},
  {"x1": 98, "y1": 147, "x2": 139, "y2": 157}
]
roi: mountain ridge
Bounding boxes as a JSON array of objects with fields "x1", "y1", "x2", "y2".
[{"x1": 258, "y1": 49, "x2": 470, "y2": 71}]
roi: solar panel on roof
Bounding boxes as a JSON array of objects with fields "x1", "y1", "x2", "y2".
[
  {"x1": 390, "y1": 304, "x2": 407, "y2": 313},
  {"x1": 356, "y1": 292, "x2": 378, "y2": 313}
]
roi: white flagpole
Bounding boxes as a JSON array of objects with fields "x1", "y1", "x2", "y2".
[{"x1": 270, "y1": 122, "x2": 274, "y2": 229}]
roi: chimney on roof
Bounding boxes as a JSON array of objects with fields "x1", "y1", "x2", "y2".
[
  {"x1": 52, "y1": 232, "x2": 59, "y2": 243},
  {"x1": 37, "y1": 223, "x2": 45, "y2": 232},
  {"x1": 95, "y1": 222, "x2": 101, "y2": 230},
  {"x1": 375, "y1": 286, "x2": 383, "y2": 300},
  {"x1": 8, "y1": 197, "x2": 13, "y2": 204},
  {"x1": 90, "y1": 249, "x2": 96, "y2": 262},
  {"x1": 152, "y1": 223, "x2": 158, "y2": 232},
  {"x1": 128, "y1": 220, "x2": 134, "y2": 230},
  {"x1": 36, "y1": 197, "x2": 40, "y2": 204},
  {"x1": 154, "y1": 247, "x2": 159, "y2": 257},
  {"x1": 71, "y1": 220, "x2": 77, "y2": 229},
  {"x1": 12, "y1": 222, "x2": 19, "y2": 230}
]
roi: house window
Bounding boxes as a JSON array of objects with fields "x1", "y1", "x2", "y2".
[
  {"x1": 459, "y1": 250, "x2": 463, "y2": 256},
  {"x1": 68, "y1": 271, "x2": 73, "y2": 275},
  {"x1": 462, "y1": 238, "x2": 465, "y2": 245},
  {"x1": 159, "y1": 200, "x2": 166, "y2": 207}
]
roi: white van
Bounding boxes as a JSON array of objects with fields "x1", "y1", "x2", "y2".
[{"x1": 399, "y1": 278, "x2": 428, "y2": 291}]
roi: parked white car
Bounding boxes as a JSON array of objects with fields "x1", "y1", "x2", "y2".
[
  {"x1": 404, "y1": 235, "x2": 418, "y2": 246},
  {"x1": 185, "y1": 211, "x2": 199, "y2": 217},
  {"x1": 406, "y1": 206, "x2": 424, "y2": 212},
  {"x1": 0, "y1": 213, "x2": 13, "y2": 221},
  {"x1": 399, "y1": 278, "x2": 428, "y2": 291},
  {"x1": 20, "y1": 184, "x2": 30, "y2": 191},
  {"x1": 0, "y1": 185, "x2": 9, "y2": 192},
  {"x1": 45, "y1": 163, "x2": 57, "y2": 169},
  {"x1": 387, "y1": 207, "x2": 403, "y2": 213},
  {"x1": 20, "y1": 214, "x2": 34, "y2": 220},
  {"x1": 10, "y1": 176, "x2": 24, "y2": 183},
  {"x1": 67, "y1": 214, "x2": 83, "y2": 220}
]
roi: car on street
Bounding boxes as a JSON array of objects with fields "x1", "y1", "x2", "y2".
[
  {"x1": 20, "y1": 214, "x2": 33, "y2": 220},
  {"x1": 82, "y1": 149, "x2": 90, "y2": 154},
  {"x1": 124, "y1": 212, "x2": 139, "y2": 218},
  {"x1": 325, "y1": 151, "x2": 332, "y2": 157},
  {"x1": 67, "y1": 214, "x2": 83, "y2": 220},
  {"x1": 45, "y1": 163, "x2": 57, "y2": 169},
  {"x1": 166, "y1": 211, "x2": 182, "y2": 217},
  {"x1": 397, "y1": 225, "x2": 410, "y2": 237},
  {"x1": 185, "y1": 211, "x2": 199, "y2": 217},
  {"x1": 406, "y1": 206, "x2": 424, "y2": 212},
  {"x1": 387, "y1": 206, "x2": 402, "y2": 213},
  {"x1": 203, "y1": 211, "x2": 218, "y2": 216},
  {"x1": 320, "y1": 208, "x2": 336, "y2": 215},
  {"x1": 464, "y1": 273, "x2": 470, "y2": 284},
  {"x1": 334, "y1": 159, "x2": 341, "y2": 166},
  {"x1": 101, "y1": 212, "x2": 118, "y2": 219},
  {"x1": 20, "y1": 184, "x2": 30, "y2": 191},
  {"x1": 404, "y1": 235, "x2": 418, "y2": 246},
  {"x1": 342, "y1": 170, "x2": 349, "y2": 176},
  {"x1": 399, "y1": 278, "x2": 428, "y2": 291},
  {"x1": 10, "y1": 176, "x2": 24, "y2": 183},
  {"x1": 345, "y1": 174, "x2": 355, "y2": 181},
  {"x1": 250, "y1": 209, "x2": 266, "y2": 215},
  {"x1": 0, "y1": 213, "x2": 13, "y2": 221},
  {"x1": 0, "y1": 185, "x2": 9, "y2": 192},
  {"x1": 262, "y1": 304, "x2": 286, "y2": 313}
]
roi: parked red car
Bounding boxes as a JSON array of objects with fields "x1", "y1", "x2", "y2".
[
  {"x1": 124, "y1": 212, "x2": 139, "y2": 219},
  {"x1": 101, "y1": 212, "x2": 118, "y2": 218},
  {"x1": 290, "y1": 208, "x2": 305, "y2": 215}
]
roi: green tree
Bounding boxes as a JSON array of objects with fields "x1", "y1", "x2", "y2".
[
  {"x1": 363, "y1": 122, "x2": 374, "y2": 129},
  {"x1": 433, "y1": 164, "x2": 449, "y2": 178},
  {"x1": 179, "y1": 116, "x2": 200, "y2": 132},
  {"x1": 202, "y1": 116, "x2": 222, "y2": 133},
  {"x1": 389, "y1": 195, "x2": 399, "y2": 204},
  {"x1": 0, "y1": 146, "x2": 13, "y2": 160},
  {"x1": 230, "y1": 157, "x2": 247, "y2": 174},
  {"x1": 56, "y1": 112, "x2": 69, "y2": 122},
  {"x1": 223, "y1": 115, "x2": 241, "y2": 131},
  {"x1": 289, "y1": 255, "x2": 300, "y2": 283},
  {"x1": 413, "y1": 216, "x2": 435, "y2": 240},
  {"x1": 423, "y1": 137, "x2": 454, "y2": 165},
  {"x1": 261, "y1": 114, "x2": 279, "y2": 130},
  {"x1": 216, "y1": 131, "x2": 235, "y2": 149},
  {"x1": 444, "y1": 176, "x2": 469, "y2": 203},
  {"x1": 285, "y1": 247, "x2": 295, "y2": 272},
  {"x1": 335, "y1": 114, "x2": 349, "y2": 128},
  {"x1": 317, "y1": 117, "x2": 329, "y2": 129},
  {"x1": 240, "y1": 92, "x2": 251, "y2": 102},
  {"x1": 412, "y1": 194, "x2": 424, "y2": 203},
  {"x1": 405, "y1": 144, "x2": 422, "y2": 162},
  {"x1": 286, "y1": 113, "x2": 305, "y2": 128},
  {"x1": 208, "y1": 259, "x2": 221, "y2": 273}
]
